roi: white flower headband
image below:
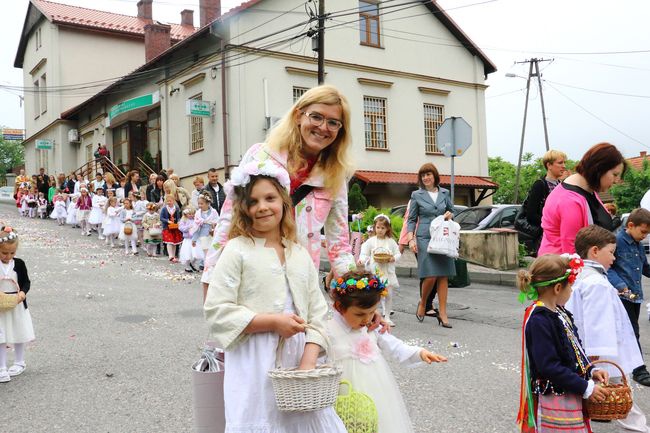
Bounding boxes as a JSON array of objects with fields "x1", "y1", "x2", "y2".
[
  {"x1": 373, "y1": 213, "x2": 390, "y2": 223},
  {"x1": 224, "y1": 161, "x2": 291, "y2": 196},
  {"x1": 0, "y1": 226, "x2": 18, "y2": 243}
]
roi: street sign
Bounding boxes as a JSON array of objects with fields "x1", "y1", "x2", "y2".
[
  {"x1": 436, "y1": 117, "x2": 472, "y2": 157},
  {"x1": 186, "y1": 99, "x2": 214, "y2": 118},
  {"x1": 36, "y1": 139, "x2": 53, "y2": 150},
  {"x1": 436, "y1": 117, "x2": 472, "y2": 204},
  {"x1": 2, "y1": 128, "x2": 24, "y2": 141}
]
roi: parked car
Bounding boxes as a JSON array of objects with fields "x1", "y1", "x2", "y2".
[
  {"x1": 617, "y1": 213, "x2": 650, "y2": 254},
  {"x1": 454, "y1": 204, "x2": 537, "y2": 253},
  {"x1": 0, "y1": 186, "x2": 14, "y2": 204},
  {"x1": 390, "y1": 204, "x2": 467, "y2": 218}
]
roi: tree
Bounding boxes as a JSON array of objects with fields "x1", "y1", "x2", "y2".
[
  {"x1": 348, "y1": 183, "x2": 367, "y2": 213},
  {"x1": 0, "y1": 133, "x2": 24, "y2": 177},
  {"x1": 611, "y1": 159, "x2": 650, "y2": 213}
]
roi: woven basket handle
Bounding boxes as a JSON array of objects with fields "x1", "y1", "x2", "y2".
[
  {"x1": 275, "y1": 323, "x2": 335, "y2": 369},
  {"x1": 590, "y1": 359, "x2": 627, "y2": 386}
]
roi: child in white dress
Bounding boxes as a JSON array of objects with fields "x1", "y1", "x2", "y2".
[
  {"x1": 102, "y1": 197, "x2": 122, "y2": 248},
  {"x1": 37, "y1": 193, "x2": 47, "y2": 219},
  {"x1": 132, "y1": 192, "x2": 147, "y2": 247},
  {"x1": 50, "y1": 192, "x2": 67, "y2": 225},
  {"x1": 88, "y1": 187, "x2": 107, "y2": 239},
  {"x1": 66, "y1": 195, "x2": 79, "y2": 227},
  {"x1": 566, "y1": 225, "x2": 650, "y2": 432},
  {"x1": 327, "y1": 270, "x2": 447, "y2": 433},
  {"x1": 178, "y1": 208, "x2": 196, "y2": 272},
  {"x1": 204, "y1": 164, "x2": 347, "y2": 433},
  {"x1": 358, "y1": 214, "x2": 401, "y2": 326},
  {"x1": 191, "y1": 193, "x2": 218, "y2": 267},
  {"x1": 118, "y1": 198, "x2": 138, "y2": 255},
  {"x1": 0, "y1": 227, "x2": 35, "y2": 383}
]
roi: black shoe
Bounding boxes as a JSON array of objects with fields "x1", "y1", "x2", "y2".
[
  {"x1": 189, "y1": 262, "x2": 198, "y2": 272},
  {"x1": 185, "y1": 267, "x2": 194, "y2": 273},
  {"x1": 633, "y1": 367, "x2": 650, "y2": 386}
]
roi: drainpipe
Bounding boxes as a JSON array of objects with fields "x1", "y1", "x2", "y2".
[
  {"x1": 164, "y1": 68, "x2": 170, "y2": 172},
  {"x1": 221, "y1": 39, "x2": 229, "y2": 179}
]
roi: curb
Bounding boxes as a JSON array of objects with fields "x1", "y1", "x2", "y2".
[{"x1": 319, "y1": 259, "x2": 518, "y2": 288}]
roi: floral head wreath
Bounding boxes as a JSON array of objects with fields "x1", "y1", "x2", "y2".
[
  {"x1": 330, "y1": 273, "x2": 389, "y2": 298},
  {"x1": 224, "y1": 161, "x2": 291, "y2": 196},
  {"x1": 518, "y1": 254, "x2": 584, "y2": 303},
  {"x1": 373, "y1": 213, "x2": 391, "y2": 224},
  {"x1": 0, "y1": 226, "x2": 18, "y2": 243}
]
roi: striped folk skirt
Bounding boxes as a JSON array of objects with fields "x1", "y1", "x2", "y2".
[{"x1": 537, "y1": 393, "x2": 591, "y2": 433}]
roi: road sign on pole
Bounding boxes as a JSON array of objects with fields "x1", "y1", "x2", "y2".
[{"x1": 436, "y1": 117, "x2": 472, "y2": 205}]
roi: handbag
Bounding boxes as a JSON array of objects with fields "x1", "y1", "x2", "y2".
[
  {"x1": 149, "y1": 226, "x2": 162, "y2": 237},
  {"x1": 123, "y1": 222, "x2": 134, "y2": 236},
  {"x1": 168, "y1": 222, "x2": 179, "y2": 230},
  {"x1": 191, "y1": 344, "x2": 225, "y2": 433},
  {"x1": 427, "y1": 215, "x2": 460, "y2": 258},
  {"x1": 335, "y1": 380, "x2": 378, "y2": 433},
  {"x1": 514, "y1": 200, "x2": 542, "y2": 238},
  {"x1": 0, "y1": 292, "x2": 20, "y2": 312}
]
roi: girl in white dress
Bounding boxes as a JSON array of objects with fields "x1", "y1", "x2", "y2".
[
  {"x1": 118, "y1": 198, "x2": 138, "y2": 255},
  {"x1": 66, "y1": 195, "x2": 79, "y2": 227},
  {"x1": 327, "y1": 271, "x2": 447, "y2": 433},
  {"x1": 102, "y1": 197, "x2": 122, "y2": 248},
  {"x1": 0, "y1": 227, "x2": 35, "y2": 383},
  {"x1": 204, "y1": 165, "x2": 347, "y2": 433},
  {"x1": 37, "y1": 193, "x2": 48, "y2": 219},
  {"x1": 49, "y1": 192, "x2": 67, "y2": 225},
  {"x1": 88, "y1": 187, "x2": 107, "y2": 239},
  {"x1": 358, "y1": 214, "x2": 401, "y2": 325},
  {"x1": 178, "y1": 208, "x2": 196, "y2": 272}
]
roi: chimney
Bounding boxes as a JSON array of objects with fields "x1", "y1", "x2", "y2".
[
  {"x1": 200, "y1": 0, "x2": 221, "y2": 27},
  {"x1": 642, "y1": 151, "x2": 647, "y2": 158},
  {"x1": 181, "y1": 9, "x2": 194, "y2": 27},
  {"x1": 144, "y1": 23, "x2": 171, "y2": 62},
  {"x1": 137, "y1": 0, "x2": 152, "y2": 21}
]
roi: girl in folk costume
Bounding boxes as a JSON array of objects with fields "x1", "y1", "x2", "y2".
[
  {"x1": 88, "y1": 187, "x2": 107, "y2": 239},
  {"x1": 102, "y1": 197, "x2": 122, "y2": 248},
  {"x1": 204, "y1": 163, "x2": 348, "y2": 433},
  {"x1": 15, "y1": 184, "x2": 26, "y2": 216},
  {"x1": 23, "y1": 186, "x2": 37, "y2": 218},
  {"x1": 132, "y1": 191, "x2": 147, "y2": 247},
  {"x1": 49, "y1": 191, "x2": 67, "y2": 225},
  {"x1": 327, "y1": 271, "x2": 447, "y2": 433},
  {"x1": 191, "y1": 192, "x2": 218, "y2": 264},
  {"x1": 66, "y1": 195, "x2": 79, "y2": 227},
  {"x1": 142, "y1": 202, "x2": 162, "y2": 257},
  {"x1": 358, "y1": 214, "x2": 401, "y2": 326},
  {"x1": 37, "y1": 192, "x2": 48, "y2": 219},
  {"x1": 0, "y1": 227, "x2": 35, "y2": 383},
  {"x1": 160, "y1": 194, "x2": 182, "y2": 263},
  {"x1": 75, "y1": 188, "x2": 93, "y2": 236},
  {"x1": 517, "y1": 254, "x2": 610, "y2": 433},
  {"x1": 118, "y1": 198, "x2": 138, "y2": 255},
  {"x1": 178, "y1": 208, "x2": 197, "y2": 272}
]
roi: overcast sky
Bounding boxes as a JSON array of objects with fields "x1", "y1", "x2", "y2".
[{"x1": 1, "y1": 0, "x2": 649, "y2": 163}]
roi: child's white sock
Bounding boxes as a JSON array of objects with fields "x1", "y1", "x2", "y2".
[
  {"x1": 0, "y1": 344, "x2": 7, "y2": 370},
  {"x1": 131, "y1": 239, "x2": 137, "y2": 253},
  {"x1": 13, "y1": 343, "x2": 25, "y2": 365}
]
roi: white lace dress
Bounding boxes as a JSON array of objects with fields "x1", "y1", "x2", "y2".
[
  {"x1": 0, "y1": 260, "x2": 35, "y2": 344},
  {"x1": 223, "y1": 281, "x2": 347, "y2": 433}
]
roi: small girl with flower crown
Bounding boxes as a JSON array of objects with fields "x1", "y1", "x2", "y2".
[
  {"x1": 204, "y1": 162, "x2": 348, "y2": 433},
  {"x1": 0, "y1": 227, "x2": 34, "y2": 383},
  {"x1": 327, "y1": 270, "x2": 446, "y2": 433},
  {"x1": 50, "y1": 191, "x2": 67, "y2": 225},
  {"x1": 517, "y1": 254, "x2": 611, "y2": 433}
]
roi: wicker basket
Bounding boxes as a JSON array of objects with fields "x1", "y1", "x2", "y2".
[
  {"x1": 585, "y1": 360, "x2": 633, "y2": 421},
  {"x1": 372, "y1": 247, "x2": 392, "y2": 264},
  {"x1": 0, "y1": 292, "x2": 20, "y2": 312},
  {"x1": 123, "y1": 222, "x2": 134, "y2": 236},
  {"x1": 268, "y1": 325, "x2": 342, "y2": 412}
]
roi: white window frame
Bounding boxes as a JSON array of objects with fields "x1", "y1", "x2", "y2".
[
  {"x1": 423, "y1": 103, "x2": 444, "y2": 154},
  {"x1": 33, "y1": 80, "x2": 40, "y2": 119},
  {"x1": 363, "y1": 96, "x2": 388, "y2": 150},
  {"x1": 40, "y1": 73, "x2": 47, "y2": 114},
  {"x1": 292, "y1": 86, "x2": 309, "y2": 103}
]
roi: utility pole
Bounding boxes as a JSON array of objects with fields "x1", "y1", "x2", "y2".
[
  {"x1": 317, "y1": 0, "x2": 325, "y2": 84},
  {"x1": 512, "y1": 57, "x2": 553, "y2": 203}
]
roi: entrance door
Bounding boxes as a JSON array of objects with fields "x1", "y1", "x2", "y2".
[{"x1": 128, "y1": 121, "x2": 146, "y2": 171}]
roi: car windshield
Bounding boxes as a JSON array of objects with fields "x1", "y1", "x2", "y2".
[{"x1": 455, "y1": 208, "x2": 493, "y2": 230}]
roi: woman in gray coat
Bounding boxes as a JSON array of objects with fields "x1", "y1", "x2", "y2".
[{"x1": 406, "y1": 163, "x2": 455, "y2": 328}]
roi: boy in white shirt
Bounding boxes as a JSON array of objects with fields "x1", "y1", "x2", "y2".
[{"x1": 567, "y1": 225, "x2": 648, "y2": 432}]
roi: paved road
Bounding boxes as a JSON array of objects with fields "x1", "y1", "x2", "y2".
[{"x1": 3, "y1": 203, "x2": 650, "y2": 433}]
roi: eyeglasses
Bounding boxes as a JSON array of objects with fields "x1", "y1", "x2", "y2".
[{"x1": 301, "y1": 111, "x2": 343, "y2": 131}]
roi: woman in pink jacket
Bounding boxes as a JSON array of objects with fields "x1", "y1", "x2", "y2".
[
  {"x1": 201, "y1": 85, "x2": 356, "y2": 298},
  {"x1": 538, "y1": 142, "x2": 626, "y2": 255}
]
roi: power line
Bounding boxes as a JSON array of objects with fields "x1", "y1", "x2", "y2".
[
  {"x1": 544, "y1": 80, "x2": 650, "y2": 99},
  {"x1": 546, "y1": 82, "x2": 649, "y2": 149},
  {"x1": 486, "y1": 88, "x2": 525, "y2": 99}
]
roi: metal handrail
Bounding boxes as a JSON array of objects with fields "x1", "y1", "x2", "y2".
[{"x1": 135, "y1": 156, "x2": 157, "y2": 177}]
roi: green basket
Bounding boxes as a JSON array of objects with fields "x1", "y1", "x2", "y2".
[{"x1": 335, "y1": 380, "x2": 378, "y2": 433}]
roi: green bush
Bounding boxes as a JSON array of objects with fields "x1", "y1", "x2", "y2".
[
  {"x1": 355, "y1": 206, "x2": 403, "y2": 241},
  {"x1": 348, "y1": 183, "x2": 368, "y2": 213}
]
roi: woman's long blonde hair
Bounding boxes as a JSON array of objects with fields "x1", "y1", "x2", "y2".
[
  {"x1": 163, "y1": 179, "x2": 177, "y2": 199},
  {"x1": 228, "y1": 175, "x2": 296, "y2": 243},
  {"x1": 266, "y1": 85, "x2": 353, "y2": 193}
]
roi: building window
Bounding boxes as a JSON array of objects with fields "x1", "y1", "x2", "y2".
[
  {"x1": 292, "y1": 86, "x2": 308, "y2": 103},
  {"x1": 112, "y1": 124, "x2": 128, "y2": 167},
  {"x1": 424, "y1": 103, "x2": 444, "y2": 154},
  {"x1": 363, "y1": 96, "x2": 387, "y2": 150},
  {"x1": 359, "y1": 1, "x2": 380, "y2": 47},
  {"x1": 35, "y1": 28, "x2": 41, "y2": 51},
  {"x1": 40, "y1": 74, "x2": 47, "y2": 114},
  {"x1": 37, "y1": 149, "x2": 48, "y2": 172},
  {"x1": 189, "y1": 93, "x2": 204, "y2": 153},
  {"x1": 33, "y1": 80, "x2": 40, "y2": 118}
]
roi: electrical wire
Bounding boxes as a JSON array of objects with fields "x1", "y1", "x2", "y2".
[
  {"x1": 545, "y1": 82, "x2": 649, "y2": 149},
  {"x1": 486, "y1": 88, "x2": 525, "y2": 99},
  {"x1": 544, "y1": 80, "x2": 650, "y2": 100}
]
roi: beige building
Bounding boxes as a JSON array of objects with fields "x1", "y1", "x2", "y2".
[{"x1": 20, "y1": 0, "x2": 498, "y2": 207}]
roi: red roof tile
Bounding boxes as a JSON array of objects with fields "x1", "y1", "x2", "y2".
[
  {"x1": 354, "y1": 170, "x2": 498, "y2": 188},
  {"x1": 33, "y1": 0, "x2": 195, "y2": 41},
  {"x1": 626, "y1": 151, "x2": 650, "y2": 171}
]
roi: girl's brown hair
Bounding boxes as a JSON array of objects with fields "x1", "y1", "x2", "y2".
[
  {"x1": 228, "y1": 175, "x2": 296, "y2": 242},
  {"x1": 373, "y1": 215, "x2": 394, "y2": 239},
  {"x1": 331, "y1": 271, "x2": 383, "y2": 310},
  {"x1": 517, "y1": 254, "x2": 570, "y2": 294},
  {"x1": 104, "y1": 196, "x2": 118, "y2": 211},
  {"x1": 122, "y1": 198, "x2": 133, "y2": 209}
]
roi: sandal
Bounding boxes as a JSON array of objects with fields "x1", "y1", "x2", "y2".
[
  {"x1": 633, "y1": 369, "x2": 650, "y2": 386},
  {"x1": 425, "y1": 308, "x2": 439, "y2": 317},
  {"x1": 415, "y1": 302, "x2": 425, "y2": 323}
]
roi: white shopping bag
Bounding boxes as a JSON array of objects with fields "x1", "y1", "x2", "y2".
[{"x1": 427, "y1": 215, "x2": 460, "y2": 258}]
